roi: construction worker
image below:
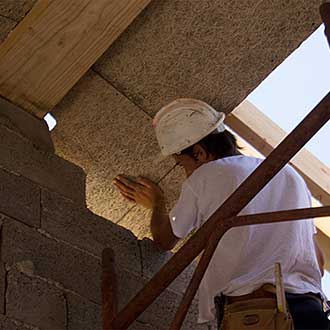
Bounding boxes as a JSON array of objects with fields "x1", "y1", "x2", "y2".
[{"x1": 113, "y1": 99, "x2": 329, "y2": 329}]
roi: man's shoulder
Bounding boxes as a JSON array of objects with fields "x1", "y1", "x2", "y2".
[{"x1": 187, "y1": 155, "x2": 261, "y2": 186}]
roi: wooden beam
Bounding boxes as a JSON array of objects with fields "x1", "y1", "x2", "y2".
[
  {"x1": 0, "y1": 0, "x2": 151, "y2": 118},
  {"x1": 226, "y1": 100, "x2": 330, "y2": 206},
  {"x1": 316, "y1": 229, "x2": 330, "y2": 271}
]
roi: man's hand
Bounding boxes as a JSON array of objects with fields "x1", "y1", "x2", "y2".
[
  {"x1": 113, "y1": 175, "x2": 164, "y2": 209},
  {"x1": 113, "y1": 174, "x2": 178, "y2": 250}
]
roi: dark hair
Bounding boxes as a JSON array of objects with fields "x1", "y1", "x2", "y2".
[{"x1": 181, "y1": 130, "x2": 240, "y2": 159}]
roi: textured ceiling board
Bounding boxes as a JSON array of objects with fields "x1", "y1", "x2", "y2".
[
  {"x1": 94, "y1": 0, "x2": 321, "y2": 116},
  {"x1": 52, "y1": 71, "x2": 176, "y2": 222},
  {"x1": 53, "y1": 1, "x2": 324, "y2": 238},
  {"x1": 118, "y1": 165, "x2": 185, "y2": 239}
]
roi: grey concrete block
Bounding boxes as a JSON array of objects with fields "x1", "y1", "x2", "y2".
[
  {"x1": 0, "y1": 263, "x2": 5, "y2": 314},
  {"x1": 41, "y1": 189, "x2": 141, "y2": 273},
  {"x1": 0, "y1": 168, "x2": 40, "y2": 227},
  {"x1": 94, "y1": 0, "x2": 321, "y2": 117},
  {"x1": 0, "y1": 315, "x2": 39, "y2": 330},
  {"x1": 117, "y1": 269, "x2": 205, "y2": 330},
  {"x1": 0, "y1": 0, "x2": 36, "y2": 21},
  {"x1": 0, "y1": 97, "x2": 54, "y2": 152},
  {"x1": 52, "y1": 71, "x2": 175, "y2": 222},
  {"x1": 67, "y1": 292, "x2": 102, "y2": 330},
  {"x1": 2, "y1": 219, "x2": 101, "y2": 303},
  {"x1": 130, "y1": 321, "x2": 162, "y2": 330},
  {"x1": 7, "y1": 270, "x2": 66, "y2": 330},
  {"x1": 0, "y1": 15, "x2": 16, "y2": 43},
  {"x1": 139, "y1": 238, "x2": 196, "y2": 295},
  {"x1": 0, "y1": 124, "x2": 86, "y2": 204}
]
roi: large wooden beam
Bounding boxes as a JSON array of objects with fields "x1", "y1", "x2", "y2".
[
  {"x1": 226, "y1": 100, "x2": 330, "y2": 205},
  {"x1": 0, "y1": 0, "x2": 151, "y2": 118}
]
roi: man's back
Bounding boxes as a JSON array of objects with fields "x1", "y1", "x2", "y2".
[{"x1": 169, "y1": 155, "x2": 322, "y2": 322}]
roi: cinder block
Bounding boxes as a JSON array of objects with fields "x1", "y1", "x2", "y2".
[
  {"x1": 139, "y1": 238, "x2": 196, "y2": 295},
  {"x1": 117, "y1": 269, "x2": 205, "y2": 330},
  {"x1": 41, "y1": 190, "x2": 141, "y2": 273},
  {"x1": 0, "y1": 97, "x2": 54, "y2": 152},
  {"x1": 0, "y1": 124, "x2": 86, "y2": 204},
  {"x1": 66, "y1": 291, "x2": 163, "y2": 330},
  {"x1": 2, "y1": 219, "x2": 101, "y2": 303},
  {"x1": 130, "y1": 321, "x2": 162, "y2": 330},
  {"x1": 0, "y1": 315, "x2": 39, "y2": 330},
  {"x1": 7, "y1": 269, "x2": 66, "y2": 329},
  {"x1": 0, "y1": 262, "x2": 5, "y2": 314},
  {"x1": 0, "y1": 168, "x2": 40, "y2": 227},
  {"x1": 67, "y1": 292, "x2": 102, "y2": 330}
]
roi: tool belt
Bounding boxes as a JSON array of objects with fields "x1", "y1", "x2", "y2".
[{"x1": 215, "y1": 264, "x2": 294, "y2": 330}]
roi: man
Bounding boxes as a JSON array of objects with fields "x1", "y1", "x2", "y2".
[{"x1": 113, "y1": 98, "x2": 329, "y2": 329}]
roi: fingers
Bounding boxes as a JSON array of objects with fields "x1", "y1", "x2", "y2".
[
  {"x1": 119, "y1": 191, "x2": 136, "y2": 203},
  {"x1": 136, "y1": 176, "x2": 154, "y2": 188},
  {"x1": 113, "y1": 178, "x2": 135, "y2": 195}
]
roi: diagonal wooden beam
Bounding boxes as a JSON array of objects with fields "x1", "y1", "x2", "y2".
[
  {"x1": 111, "y1": 92, "x2": 330, "y2": 329},
  {"x1": 226, "y1": 100, "x2": 330, "y2": 205},
  {"x1": 0, "y1": 0, "x2": 151, "y2": 118}
]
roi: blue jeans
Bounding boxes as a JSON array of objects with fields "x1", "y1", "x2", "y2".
[{"x1": 286, "y1": 293, "x2": 330, "y2": 330}]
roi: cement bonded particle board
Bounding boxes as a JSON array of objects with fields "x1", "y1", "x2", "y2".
[
  {"x1": 52, "y1": 71, "x2": 175, "y2": 222},
  {"x1": 94, "y1": 0, "x2": 321, "y2": 116}
]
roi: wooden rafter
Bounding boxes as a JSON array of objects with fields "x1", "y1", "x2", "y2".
[
  {"x1": 0, "y1": 0, "x2": 151, "y2": 118},
  {"x1": 226, "y1": 100, "x2": 330, "y2": 205}
]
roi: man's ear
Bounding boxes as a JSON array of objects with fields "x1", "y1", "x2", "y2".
[{"x1": 192, "y1": 144, "x2": 208, "y2": 162}]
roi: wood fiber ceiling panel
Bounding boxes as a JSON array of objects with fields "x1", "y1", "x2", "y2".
[{"x1": 94, "y1": 0, "x2": 321, "y2": 116}]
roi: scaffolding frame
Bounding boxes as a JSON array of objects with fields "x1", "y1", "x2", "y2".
[{"x1": 102, "y1": 4, "x2": 330, "y2": 329}]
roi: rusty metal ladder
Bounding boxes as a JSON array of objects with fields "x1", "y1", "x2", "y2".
[{"x1": 101, "y1": 4, "x2": 330, "y2": 329}]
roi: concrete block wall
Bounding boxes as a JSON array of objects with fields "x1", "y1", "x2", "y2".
[{"x1": 0, "y1": 118, "x2": 211, "y2": 329}]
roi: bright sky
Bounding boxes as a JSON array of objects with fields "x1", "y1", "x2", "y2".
[
  {"x1": 248, "y1": 24, "x2": 330, "y2": 165},
  {"x1": 248, "y1": 24, "x2": 330, "y2": 298}
]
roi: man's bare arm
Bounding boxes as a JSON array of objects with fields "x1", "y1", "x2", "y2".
[{"x1": 151, "y1": 197, "x2": 179, "y2": 251}]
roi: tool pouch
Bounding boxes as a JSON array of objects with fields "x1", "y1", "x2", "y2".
[
  {"x1": 219, "y1": 297, "x2": 293, "y2": 330},
  {"x1": 218, "y1": 263, "x2": 293, "y2": 330}
]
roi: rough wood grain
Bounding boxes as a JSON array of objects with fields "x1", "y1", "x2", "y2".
[
  {"x1": 0, "y1": 0, "x2": 151, "y2": 118},
  {"x1": 226, "y1": 100, "x2": 330, "y2": 206}
]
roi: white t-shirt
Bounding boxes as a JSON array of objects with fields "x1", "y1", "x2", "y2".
[{"x1": 169, "y1": 155, "x2": 323, "y2": 323}]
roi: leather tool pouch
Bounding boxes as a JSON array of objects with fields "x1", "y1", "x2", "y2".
[
  {"x1": 217, "y1": 263, "x2": 293, "y2": 329},
  {"x1": 219, "y1": 297, "x2": 293, "y2": 330}
]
